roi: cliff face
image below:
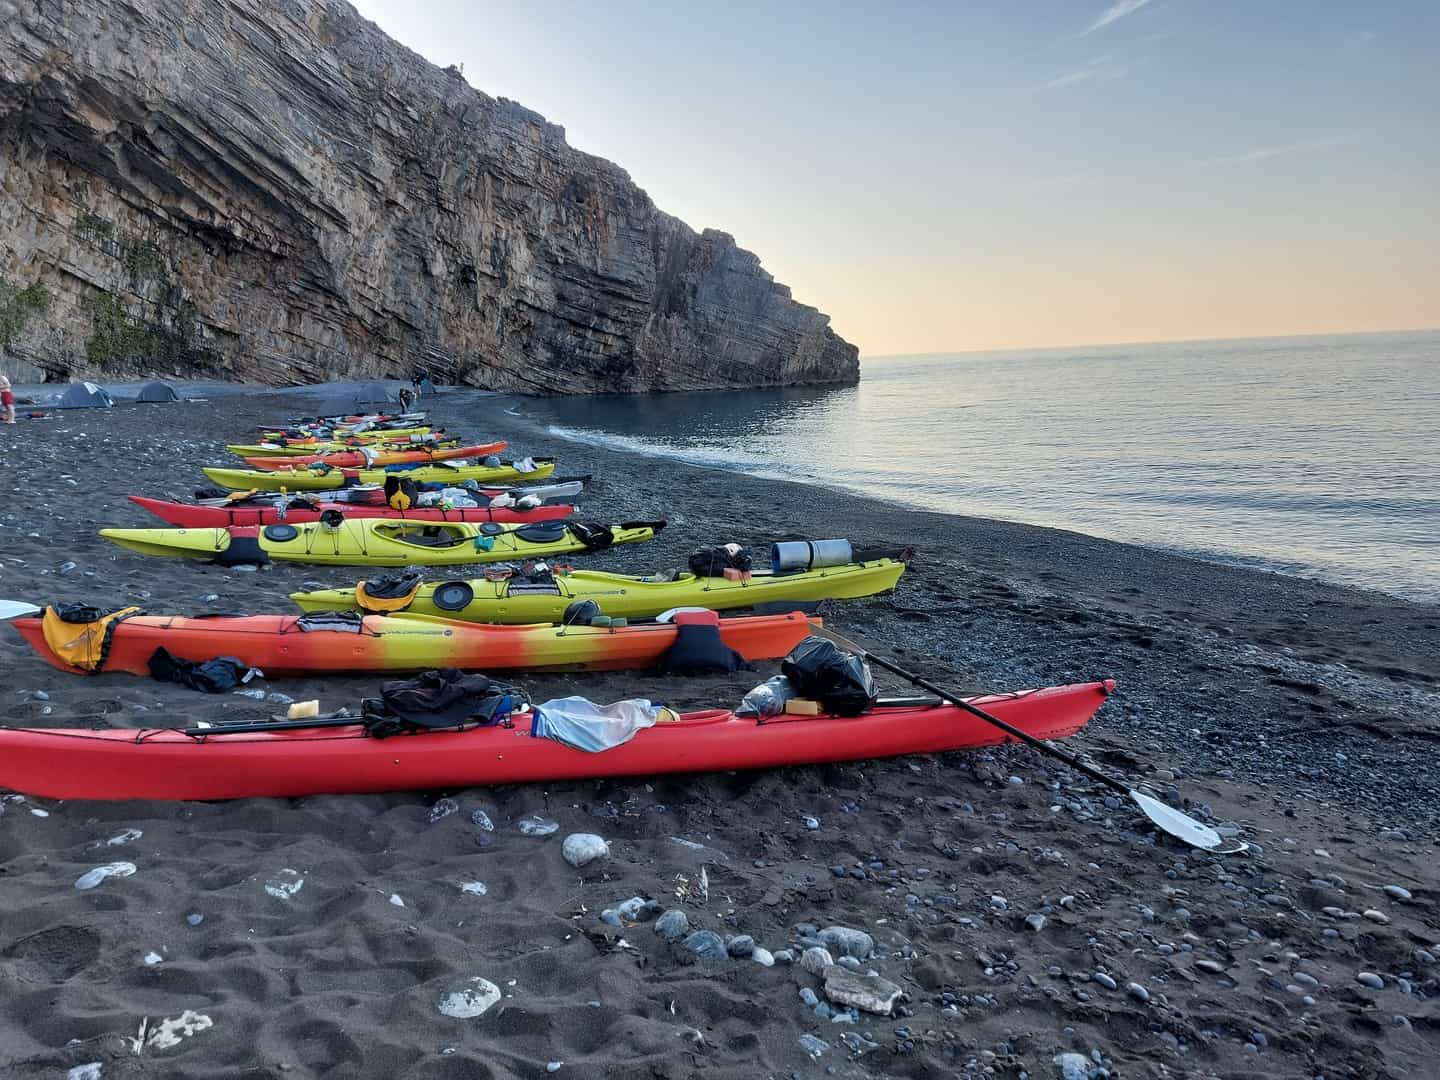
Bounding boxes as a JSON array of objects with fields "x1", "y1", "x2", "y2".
[{"x1": 0, "y1": 0, "x2": 858, "y2": 392}]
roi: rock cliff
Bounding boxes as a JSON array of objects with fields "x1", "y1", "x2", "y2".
[{"x1": 0, "y1": 0, "x2": 858, "y2": 392}]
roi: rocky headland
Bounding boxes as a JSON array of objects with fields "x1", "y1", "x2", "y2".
[{"x1": 0, "y1": 0, "x2": 857, "y2": 392}]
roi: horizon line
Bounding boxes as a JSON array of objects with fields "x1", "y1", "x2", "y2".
[{"x1": 861, "y1": 326, "x2": 1440, "y2": 362}]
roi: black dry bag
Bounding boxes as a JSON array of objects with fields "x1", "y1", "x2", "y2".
[{"x1": 781, "y1": 636, "x2": 878, "y2": 717}]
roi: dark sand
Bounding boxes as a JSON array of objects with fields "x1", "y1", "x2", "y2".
[{"x1": 1, "y1": 389, "x2": 1437, "y2": 1079}]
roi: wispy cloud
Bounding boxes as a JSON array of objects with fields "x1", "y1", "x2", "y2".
[
  {"x1": 1199, "y1": 136, "x2": 1354, "y2": 167},
  {"x1": 1081, "y1": 0, "x2": 1154, "y2": 36},
  {"x1": 1035, "y1": 58, "x2": 1128, "y2": 92}
]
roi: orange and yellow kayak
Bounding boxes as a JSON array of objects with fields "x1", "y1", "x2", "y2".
[{"x1": 9, "y1": 609, "x2": 815, "y2": 677}]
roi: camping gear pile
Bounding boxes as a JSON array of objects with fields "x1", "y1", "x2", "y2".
[{"x1": 0, "y1": 387, "x2": 1221, "y2": 848}]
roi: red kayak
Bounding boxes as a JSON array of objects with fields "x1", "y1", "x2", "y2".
[
  {"x1": 128, "y1": 495, "x2": 575, "y2": 528},
  {"x1": 243, "y1": 441, "x2": 506, "y2": 470},
  {"x1": 0, "y1": 681, "x2": 1113, "y2": 801}
]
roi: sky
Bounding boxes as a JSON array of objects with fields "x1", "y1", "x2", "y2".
[{"x1": 349, "y1": 0, "x2": 1440, "y2": 356}]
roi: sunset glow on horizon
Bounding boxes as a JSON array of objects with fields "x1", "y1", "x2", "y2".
[{"x1": 351, "y1": 0, "x2": 1440, "y2": 356}]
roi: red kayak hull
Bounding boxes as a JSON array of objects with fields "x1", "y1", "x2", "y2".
[
  {"x1": 128, "y1": 495, "x2": 574, "y2": 528},
  {"x1": 0, "y1": 681, "x2": 1114, "y2": 801}
]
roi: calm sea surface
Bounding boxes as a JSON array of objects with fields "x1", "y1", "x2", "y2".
[{"x1": 514, "y1": 332, "x2": 1440, "y2": 601}]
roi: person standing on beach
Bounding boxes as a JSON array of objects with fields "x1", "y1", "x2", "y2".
[{"x1": 0, "y1": 375, "x2": 15, "y2": 423}]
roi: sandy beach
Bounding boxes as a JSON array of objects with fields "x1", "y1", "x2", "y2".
[{"x1": 1, "y1": 388, "x2": 1437, "y2": 1079}]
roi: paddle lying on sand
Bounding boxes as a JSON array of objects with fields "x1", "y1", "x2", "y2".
[{"x1": 808, "y1": 624, "x2": 1223, "y2": 850}]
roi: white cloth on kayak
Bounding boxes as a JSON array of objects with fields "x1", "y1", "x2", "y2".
[{"x1": 530, "y1": 696, "x2": 659, "y2": 752}]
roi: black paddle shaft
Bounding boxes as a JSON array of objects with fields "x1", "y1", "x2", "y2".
[{"x1": 830, "y1": 634, "x2": 1132, "y2": 798}]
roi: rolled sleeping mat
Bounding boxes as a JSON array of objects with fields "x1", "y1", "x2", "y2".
[{"x1": 771, "y1": 539, "x2": 854, "y2": 573}]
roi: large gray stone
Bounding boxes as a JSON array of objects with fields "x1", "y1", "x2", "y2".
[{"x1": 822, "y1": 967, "x2": 903, "y2": 1016}]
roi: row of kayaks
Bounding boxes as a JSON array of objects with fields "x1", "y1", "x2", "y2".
[{"x1": 0, "y1": 404, "x2": 1117, "y2": 803}]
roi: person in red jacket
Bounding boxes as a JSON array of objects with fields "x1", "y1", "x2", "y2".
[{"x1": 0, "y1": 375, "x2": 15, "y2": 424}]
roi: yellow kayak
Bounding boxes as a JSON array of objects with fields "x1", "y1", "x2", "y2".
[
  {"x1": 227, "y1": 437, "x2": 460, "y2": 458},
  {"x1": 258, "y1": 424, "x2": 432, "y2": 442},
  {"x1": 202, "y1": 459, "x2": 555, "y2": 492},
  {"x1": 291, "y1": 558, "x2": 906, "y2": 622},
  {"x1": 100, "y1": 518, "x2": 664, "y2": 567}
]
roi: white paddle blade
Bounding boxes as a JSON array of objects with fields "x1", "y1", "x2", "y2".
[
  {"x1": 1130, "y1": 790, "x2": 1223, "y2": 850},
  {"x1": 0, "y1": 600, "x2": 41, "y2": 621}
]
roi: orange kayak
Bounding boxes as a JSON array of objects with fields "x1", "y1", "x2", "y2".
[
  {"x1": 9, "y1": 610, "x2": 816, "y2": 677},
  {"x1": 244, "y1": 441, "x2": 507, "y2": 470}
]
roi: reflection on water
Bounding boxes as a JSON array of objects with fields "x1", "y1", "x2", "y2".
[{"x1": 523, "y1": 331, "x2": 1440, "y2": 601}]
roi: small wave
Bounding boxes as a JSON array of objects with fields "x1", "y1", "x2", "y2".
[{"x1": 543, "y1": 424, "x2": 799, "y2": 478}]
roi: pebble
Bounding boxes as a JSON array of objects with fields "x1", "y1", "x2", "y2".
[
  {"x1": 428, "y1": 798, "x2": 459, "y2": 823},
  {"x1": 726, "y1": 935, "x2": 755, "y2": 958},
  {"x1": 990, "y1": 895, "x2": 1009, "y2": 911},
  {"x1": 470, "y1": 809, "x2": 495, "y2": 831},
  {"x1": 561, "y1": 833, "x2": 610, "y2": 868},
  {"x1": 801, "y1": 947, "x2": 835, "y2": 975},
  {"x1": 437, "y1": 977, "x2": 501, "y2": 1018},
  {"x1": 800, "y1": 987, "x2": 820, "y2": 1007},
  {"x1": 186, "y1": 913, "x2": 204, "y2": 926},
  {"x1": 684, "y1": 931, "x2": 728, "y2": 961},
  {"x1": 75, "y1": 862, "x2": 137, "y2": 890},
  {"x1": 752, "y1": 947, "x2": 775, "y2": 967},
  {"x1": 823, "y1": 967, "x2": 903, "y2": 1015},
  {"x1": 1092, "y1": 972, "x2": 1117, "y2": 991},
  {"x1": 773, "y1": 949, "x2": 795, "y2": 965},
  {"x1": 1055, "y1": 1053, "x2": 1090, "y2": 1080},
  {"x1": 518, "y1": 814, "x2": 559, "y2": 837},
  {"x1": 546, "y1": 1064, "x2": 562, "y2": 1074},
  {"x1": 1363, "y1": 909, "x2": 1390, "y2": 925},
  {"x1": 66, "y1": 1065, "x2": 102, "y2": 1080},
  {"x1": 802, "y1": 815, "x2": 820, "y2": 830},
  {"x1": 1357, "y1": 972, "x2": 1384, "y2": 990},
  {"x1": 819, "y1": 926, "x2": 874, "y2": 959},
  {"x1": 388, "y1": 894, "x2": 405, "y2": 907},
  {"x1": 143, "y1": 951, "x2": 163, "y2": 965},
  {"x1": 654, "y1": 909, "x2": 690, "y2": 942},
  {"x1": 799, "y1": 1034, "x2": 830, "y2": 1058},
  {"x1": 29, "y1": 690, "x2": 49, "y2": 701},
  {"x1": 1384, "y1": 885, "x2": 1413, "y2": 901},
  {"x1": 1126, "y1": 982, "x2": 1150, "y2": 1003},
  {"x1": 1025, "y1": 913, "x2": 1046, "y2": 932},
  {"x1": 1292, "y1": 972, "x2": 1319, "y2": 988},
  {"x1": 460, "y1": 882, "x2": 488, "y2": 896}
]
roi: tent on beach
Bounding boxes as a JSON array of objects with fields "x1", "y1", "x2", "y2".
[
  {"x1": 137, "y1": 381, "x2": 180, "y2": 403},
  {"x1": 57, "y1": 381, "x2": 114, "y2": 409},
  {"x1": 312, "y1": 380, "x2": 405, "y2": 419},
  {"x1": 355, "y1": 380, "x2": 404, "y2": 405}
]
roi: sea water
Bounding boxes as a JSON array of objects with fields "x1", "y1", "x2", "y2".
[{"x1": 512, "y1": 331, "x2": 1440, "y2": 602}]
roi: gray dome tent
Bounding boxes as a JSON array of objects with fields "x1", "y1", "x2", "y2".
[
  {"x1": 138, "y1": 381, "x2": 180, "y2": 403},
  {"x1": 313, "y1": 380, "x2": 404, "y2": 419},
  {"x1": 356, "y1": 380, "x2": 403, "y2": 404},
  {"x1": 57, "y1": 381, "x2": 114, "y2": 409}
]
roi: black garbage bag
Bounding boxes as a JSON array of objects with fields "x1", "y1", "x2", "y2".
[
  {"x1": 780, "y1": 637, "x2": 877, "y2": 717},
  {"x1": 148, "y1": 646, "x2": 259, "y2": 693}
]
